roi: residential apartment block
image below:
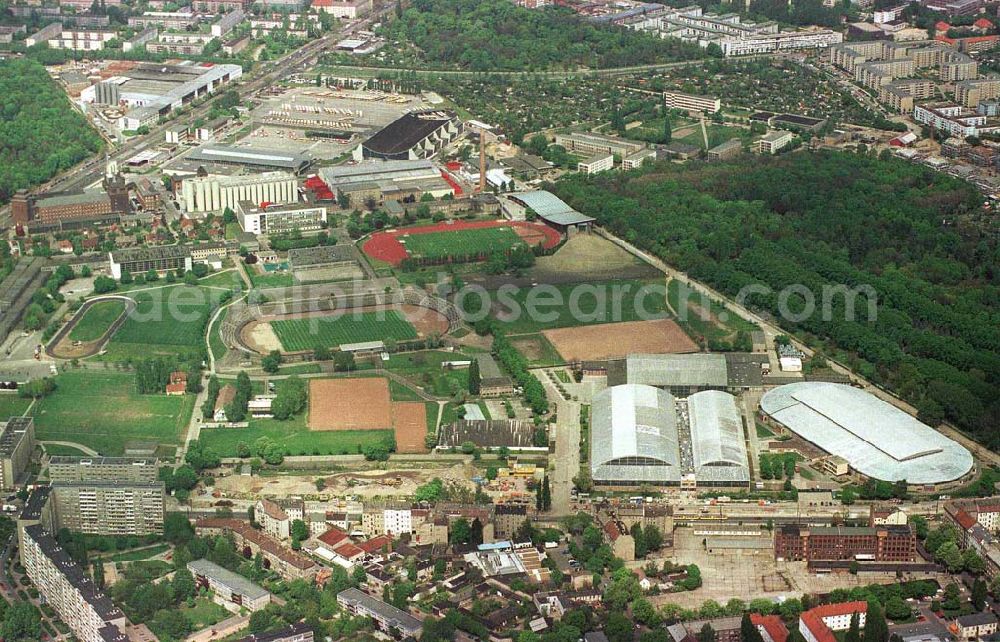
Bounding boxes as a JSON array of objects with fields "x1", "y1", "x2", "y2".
[
  {"x1": 235, "y1": 201, "x2": 327, "y2": 235},
  {"x1": 879, "y1": 79, "x2": 938, "y2": 113},
  {"x1": 662, "y1": 90, "x2": 721, "y2": 114},
  {"x1": 51, "y1": 482, "x2": 165, "y2": 536},
  {"x1": 755, "y1": 131, "x2": 794, "y2": 155},
  {"x1": 337, "y1": 588, "x2": 423, "y2": 639},
  {"x1": 775, "y1": 525, "x2": 916, "y2": 562},
  {"x1": 800, "y1": 603, "x2": 868, "y2": 642},
  {"x1": 955, "y1": 77, "x2": 1000, "y2": 108},
  {"x1": 577, "y1": 154, "x2": 614, "y2": 175},
  {"x1": 189, "y1": 559, "x2": 272, "y2": 612},
  {"x1": 553, "y1": 132, "x2": 646, "y2": 158},
  {"x1": 255, "y1": 498, "x2": 304, "y2": 541},
  {"x1": 21, "y1": 524, "x2": 131, "y2": 642},
  {"x1": 195, "y1": 518, "x2": 319, "y2": 580},
  {"x1": 0, "y1": 416, "x2": 35, "y2": 491},
  {"x1": 48, "y1": 456, "x2": 159, "y2": 483},
  {"x1": 914, "y1": 103, "x2": 990, "y2": 138}
]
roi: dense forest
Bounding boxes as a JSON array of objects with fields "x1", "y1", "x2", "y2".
[
  {"x1": 0, "y1": 58, "x2": 104, "y2": 204},
  {"x1": 377, "y1": 0, "x2": 706, "y2": 71},
  {"x1": 552, "y1": 151, "x2": 1000, "y2": 447}
]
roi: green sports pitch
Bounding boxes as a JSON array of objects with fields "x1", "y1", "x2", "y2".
[
  {"x1": 270, "y1": 310, "x2": 418, "y2": 352},
  {"x1": 401, "y1": 226, "x2": 525, "y2": 260}
]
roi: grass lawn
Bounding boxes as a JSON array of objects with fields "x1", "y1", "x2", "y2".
[
  {"x1": 198, "y1": 270, "x2": 243, "y2": 289},
  {"x1": 183, "y1": 597, "x2": 230, "y2": 629},
  {"x1": 32, "y1": 371, "x2": 195, "y2": 455},
  {"x1": 401, "y1": 226, "x2": 525, "y2": 261},
  {"x1": 666, "y1": 278, "x2": 758, "y2": 342},
  {"x1": 509, "y1": 333, "x2": 563, "y2": 367},
  {"x1": 678, "y1": 123, "x2": 753, "y2": 150},
  {"x1": 249, "y1": 270, "x2": 295, "y2": 289},
  {"x1": 199, "y1": 411, "x2": 393, "y2": 457},
  {"x1": 105, "y1": 544, "x2": 170, "y2": 562},
  {"x1": 385, "y1": 351, "x2": 470, "y2": 397},
  {"x1": 102, "y1": 285, "x2": 219, "y2": 362},
  {"x1": 464, "y1": 279, "x2": 671, "y2": 334},
  {"x1": 0, "y1": 395, "x2": 32, "y2": 418},
  {"x1": 208, "y1": 306, "x2": 229, "y2": 362},
  {"x1": 755, "y1": 422, "x2": 774, "y2": 438},
  {"x1": 390, "y1": 379, "x2": 423, "y2": 401},
  {"x1": 271, "y1": 310, "x2": 417, "y2": 352},
  {"x1": 69, "y1": 300, "x2": 126, "y2": 342},
  {"x1": 43, "y1": 443, "x2": 91, "y2": 456}
]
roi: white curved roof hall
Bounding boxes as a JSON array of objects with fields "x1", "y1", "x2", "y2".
[
  {"x1": 688, "y1": 390, "x2": 749, "y2": 483},
  {"x1": 591, "y1": 384, "x2": 681, "y2": 484},
  {"x1": 760, "y1": 382, "x2": 973, "y2": 484}
]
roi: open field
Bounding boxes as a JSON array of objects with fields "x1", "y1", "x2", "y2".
[
  {"x1": 543, "y1": 318, "x2": 698, "y2": 361},
  {"x1": 528, "y1": 234, "x2": 661, "y2": 284},
  {"x1": 666, "y1": 278, "x2": 759, "y2": 345},
  {"x1": 271, "y1": 310, "x2": 417, "y2": 352},
  {"x1": 392, "y1": 401, "x2": 428, "y2": 453},
  {"x1": 102, "y1": 285, "x2": 218, "y2": 361},
  {"x1": 508, "y1": 333, "x2": 563, "y2": 367},
  {"x1": 68, "y1": 300, "x2": 126, "y2": 342},
  {"x1": 383, "y1": 350, "x2": 471, "y2": 396},
  {"x1": 200, "y1": 412, "x2": 393, "y2": 457},
  {"x1": 31, "y1": 371, "x2": 194, "y2": 456},
  {"x1": 0, "y1": 395, "x2": 32, "y2": 418},
  {"x1": 308, "y1": 378, "x2": 393, "y2": 430},
  {"x1": 463, "y1": 278, "x2": 670, "y2": 334},
  {"x1": 363, "y1": 220, "x2": 560, "y2": 266}
]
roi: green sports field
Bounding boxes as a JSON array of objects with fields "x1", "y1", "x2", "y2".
[
  {"x1": 31, "y1": 371, "x2": 194, "y2": 455},
  {"x1": 69, "y1": 300, "x2": 126, "y2": 342},
  {"x1": 401, "y1": 226, "x2": 525, "y2": 260},
  {"x1": 271, "y1": 310, "x2": 417, "y2": 352}
]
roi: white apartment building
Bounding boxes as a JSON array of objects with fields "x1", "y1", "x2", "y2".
[
  {"x1": 755, "y1": 131, "x2": 794, "y2": 154},
  {"x1": 180, "y1": 172, "x2": 299, "y2": 213},
  {"x1": 577, "y1": 154, "x2": 614, "y2": 175},
  {"x1": 663, "y1": 90, "x2": 721, "y2": 114},
  {"x1": 622, "y1": 148, "x2": 657, "y2": 170},
  {"x1": 21, "y1": 525, "x2": 130, "y2": 642},
  {"x1": 720, "y1": 29, "x2": 843, "y2": 56},
  {"x1": 236, "y1": 201, "x2": 327, "y2": 234},
  {"x1": 914, "y1": 103, "x2": 989, "y2": 138},
  {"x1": 384, "y1": 509, "x2": 412, "y2": 536},
  {"x1": 312, "y1": 0, "x2": 372, "y2": 18},
  {"x1": 255, "y1": 498, "x2": 304, "y2": 540},
  {"x1": 48, "y1": 29, "x2": 115, "y2": 50},
  {"x1": 188, "y1": 559, "x2": 272, "y2": 612}
]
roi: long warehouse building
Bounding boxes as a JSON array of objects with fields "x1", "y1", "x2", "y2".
[
  {"x1": 688, "y1": 390, "x2": 750, "y2": 487},
  {"x1": 759, "y1": 382, "x2": 974, "y2": 487}
]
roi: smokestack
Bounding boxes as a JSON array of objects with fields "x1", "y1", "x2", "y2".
[{"x1": 479, "y1": 133, "x2": 486, "y2": 193}]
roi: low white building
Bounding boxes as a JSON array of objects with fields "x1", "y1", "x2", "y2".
[{"x1": 577, "y1": 154, "x2": 614, "y2": 175}]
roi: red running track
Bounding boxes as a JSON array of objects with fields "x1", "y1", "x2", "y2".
[{"x1": 362, "y1": 219, "x2": 561, "y2": 266}]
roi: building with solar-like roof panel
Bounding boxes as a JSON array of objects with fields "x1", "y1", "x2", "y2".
[
  {"x1": 591, "y1": 384, "x2": 681, "y2": 487},
  {"x1": 760, "y1": 382, "x2": 974, "y2": 487},
  {"x1": 503, "y1": 190, "x2": 595, "y2": 232},
  {"x1": 688, "y1": 390, "x2": 750, "y2": 487}
]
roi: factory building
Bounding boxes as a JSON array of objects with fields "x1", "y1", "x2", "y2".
[
  {"x1": 319, "y1": 159, "x2": 455, "y2": 204},
  {"x1": 355, "y1": 110, "x2": 462, "y2": 161},
  {"x1": 687, "y1": 391, "x2": 750, "y2": 487},
  {"x1": 185, "y1": 145, "x2": 313, "y2": 174},
  {"x1": 775, "y1": 524, "x2": 917, "y2": 562},
  {"x1": 181, "y1": 172, "x2": 299, "y2": 213}
]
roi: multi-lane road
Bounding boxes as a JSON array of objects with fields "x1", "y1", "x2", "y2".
[{"x1": 0, "y1": 8, "x2": 388, "y2": 231}]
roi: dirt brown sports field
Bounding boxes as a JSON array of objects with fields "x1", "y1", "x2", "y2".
[
  {"x1": 542, "y1": 318, "x2": 699, "y2": 361},
  {"x1": 392, "y1": 402, "x2": 428, "y2": 454},
  {"x1": 308, "y1": 378, "x2": 394, "y2": 430}
]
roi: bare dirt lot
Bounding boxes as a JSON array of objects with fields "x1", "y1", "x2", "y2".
[
  {"x1": 308, "y1": 378, "x2": 393, "y2": 430},
  {"x1": 392, "y1": 402, "x2": 428, "y2": 454},
  {"x1": 542, "y1": 318, "x2": 699, "y2": 361}
]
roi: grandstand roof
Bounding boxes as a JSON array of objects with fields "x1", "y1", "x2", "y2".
[
  {"x1": 760, "y1": 382, "x2": 973, "y2": 484},
  {"x1": 591, "y1": 384, "x2": 681, "y2": 484},
  {"x1": 688, "y1": 390, "x2": 749, "y2": 483},
  {"x1": 508, "y1": 191, "x2": 595, "y2": 226},
  {"x1": 625, "y1": 353, "x2": 729, "y2": 388}
]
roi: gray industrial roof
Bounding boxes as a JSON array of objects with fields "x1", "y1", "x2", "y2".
[
  {"x1": 760, "y1": 382, "x2": 973, "y2": 484},
  {"x1": 591, "y1": 384, "x2": 681, "y2": 484},
  {"x1": 187, "y1": 559, "x2": 270, "y2": 600},
  {"x1": 688, "y1": 390, "x2": 749, "y2": 483},
  {"x1": 319, "y1": 159, "x2": 439, "y2": 188},
  {"x1": 188, "y1": 145, "x2": 311, "y2": 171},
  {"x1": 508, "y1": 191, "x2": 595, "y2": 226},
  {"x1": 625, "y1": 353, "x2": 729, "y2": 388}
]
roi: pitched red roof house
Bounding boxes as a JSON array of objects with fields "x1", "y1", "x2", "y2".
[
  {"x1": 752, "y1": 614, "x2": 789, "y2": 642},
  {"x1": 800, "y1": 602, "x2": 868, "y2": 642}
]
